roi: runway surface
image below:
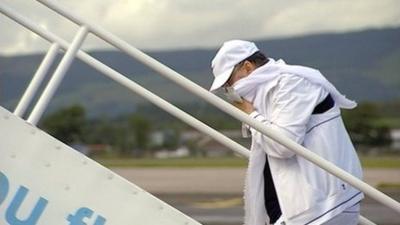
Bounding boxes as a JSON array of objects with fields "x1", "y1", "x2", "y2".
[{"x1": 112, "y1": 168, "x2": 400, "y2": 225}]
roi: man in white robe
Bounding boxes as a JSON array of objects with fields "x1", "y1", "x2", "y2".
[{"x1": 209, "y1": 40, "x2": 363, "y2": 225}]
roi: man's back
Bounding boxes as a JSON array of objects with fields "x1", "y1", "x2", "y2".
[
  {"x1": 248, "y1": 72, "x2": 363, "y2": 224},
  {"x1": 209, "y1": 40, "x2": 363, "y2": 225}
]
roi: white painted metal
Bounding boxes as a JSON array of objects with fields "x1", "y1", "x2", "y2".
[
  {"x1": 0, "y1": 2, "x2": 250, "y2": 159},
  {"x1": 0, "y1": 106, "x2": 201, "y2": 225},
  {"x1": 27, "y1": 26, "x2": 89, "y2": 125},
  {"x1": 14, "y1": 43, "x2": 60, "y2": 118},
  {"x1": 34, "y1": 0, "x2": 400, "y2": 216},
  {"x1": 359, "y1": 216, "x2": 377, "y2": 225},
  {"x1": 81, "y1": 58, "x2": 252, "y2": 158}
]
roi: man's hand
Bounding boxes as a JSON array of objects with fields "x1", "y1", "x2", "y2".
[{"x1": 232, "y1": 99, "x2": 255, "y2": 114}]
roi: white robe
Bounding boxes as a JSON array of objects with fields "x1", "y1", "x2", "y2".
[{"x1": 233, "y1": 59, "x2": 363, "y2": 225}]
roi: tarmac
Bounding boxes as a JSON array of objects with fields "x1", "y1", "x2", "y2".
[
  {"x1": 112, "y1": 168, "x2": 399, "y2": 194},
  {"x1": 112, "y1": 168, "x2": 400, "y2": 225}
]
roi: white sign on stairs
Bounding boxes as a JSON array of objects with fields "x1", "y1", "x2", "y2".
[{"x1": 0, "y1": 106, "x2": 201, "y2": 225}]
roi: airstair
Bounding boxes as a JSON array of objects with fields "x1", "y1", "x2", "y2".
[{"x1": 0, "y1": 1, "x2": 399, "y2": 224}]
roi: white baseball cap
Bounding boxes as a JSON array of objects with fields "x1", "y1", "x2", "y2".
[{"x1": 210, "y1": 40, "x2": 259, "y2": 91}]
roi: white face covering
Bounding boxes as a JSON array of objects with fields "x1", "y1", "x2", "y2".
[
  {"x1": 223, "y1": 86, "x2": 243, "y2": 103},
  {"x1": 232, "y1": 58, "x2": 357, "y2": 109}
]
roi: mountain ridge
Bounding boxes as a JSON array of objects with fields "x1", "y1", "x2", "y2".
[{"x1": 1, "y1": 27, "x2": 399, "y2": 117}]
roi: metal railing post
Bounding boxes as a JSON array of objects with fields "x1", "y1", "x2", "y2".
[
  {"x1": 359, "y1": 216, "x2": 376, "y2": 225},
  {"x1": 14, "y1": 43, "x2": 60, "y2": 118},
  {"x1": 34, "y1": 0, "x2": 400, "y2": 215},
  {"x1": 0, "y1": 2, "x2": 249, "y2": 159},
  {"x1": 27, "y1": 26, "x2": 89, "y2": 125}
]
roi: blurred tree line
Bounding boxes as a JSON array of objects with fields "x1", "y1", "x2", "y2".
[
  {"x1": 39, "y1": 104, "x2": 184, "y2": 157},
  {"x1": 40, "y1": 100, "x2": 398, "y2": 156},
  {"x1": 342, "y1": 103, "x2": 393, "y2": 147}
]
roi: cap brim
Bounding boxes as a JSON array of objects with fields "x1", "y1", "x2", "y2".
[{"x1": 209, "y1": 67, "x2": 234, "y2": 92}]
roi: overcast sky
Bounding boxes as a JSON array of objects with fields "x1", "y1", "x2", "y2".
[{"x1": 1, "y1": 0, "x2": 399, "y2": 55}]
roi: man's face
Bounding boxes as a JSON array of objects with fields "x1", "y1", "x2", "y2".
[{"x1": 224, "y1": 61, "x2": 256, "y2": 87}]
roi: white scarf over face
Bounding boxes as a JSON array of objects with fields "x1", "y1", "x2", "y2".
[
  {"x1": 233, "y1": 58, "x2": 356, "y2": 109},
  {"x1": 233, "y1": 59, "x2": 356, "y2": 225}
]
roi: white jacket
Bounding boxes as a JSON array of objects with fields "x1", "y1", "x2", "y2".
[{"x1": 235, "y1": 59, "x2": 364, "y2": 225}]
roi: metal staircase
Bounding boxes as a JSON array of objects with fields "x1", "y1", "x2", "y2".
[{"x1": 1, "y1": 1, "x2": 399, "y2": 224}]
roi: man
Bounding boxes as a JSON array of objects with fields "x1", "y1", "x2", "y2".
[{"x1": 210, "y1": 40, "x2": 363, "y2": 225}]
